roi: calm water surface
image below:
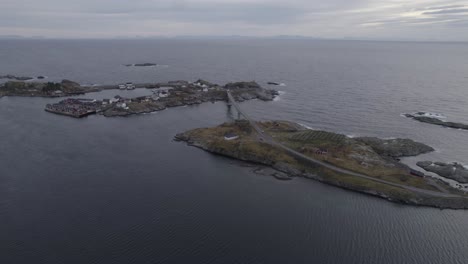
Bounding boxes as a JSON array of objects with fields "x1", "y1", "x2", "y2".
[{"x1": 1, "y1": 39, "x2": 468, "y2": 264}]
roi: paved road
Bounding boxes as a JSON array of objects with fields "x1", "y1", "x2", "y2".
[{"x1": 227, "y1": 91, "x2": 460, "y2": 198}]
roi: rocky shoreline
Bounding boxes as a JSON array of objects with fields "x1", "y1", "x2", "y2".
[
  {"x1": 175, "y1": 120, "x2": 468, "y2": 209},
  {"x1": 405, "y1": 112, "x2": 468, "y2": 130},
  {"x1": 417, "y1": 161, "x2": 468, "y2": 184}
]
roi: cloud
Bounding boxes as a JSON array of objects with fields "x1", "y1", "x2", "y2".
[
  {"x1": 0, "y1": 0, "x2": 467, "y2": 41},
  {"x1": 423, "y1": 8, "x2": 468, "y2": 14}
]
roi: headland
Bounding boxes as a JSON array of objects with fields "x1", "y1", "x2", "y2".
[{"x1": 175, "y1": 120, "x2": 468, "y2": 209}]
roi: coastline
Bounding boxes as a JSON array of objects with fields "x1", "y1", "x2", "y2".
[{"x1": 175, "y1": 121, "x2": 468, "y2": 209}]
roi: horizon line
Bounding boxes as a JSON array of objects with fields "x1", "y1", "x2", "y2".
[{"x1": 0, "y1": 35, "x2": 467, "y2": 44}]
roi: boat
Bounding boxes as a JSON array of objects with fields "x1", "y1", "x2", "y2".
[{"x1": 118, "y1": 84, "x2": 126, "y2": 90}]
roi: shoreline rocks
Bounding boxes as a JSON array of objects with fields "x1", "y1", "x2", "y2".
[
  {"x1": 417, "y1": 161, "x2": 468, "y2": 184},
  {"x1": 355, "y1": 137, "x2": 434, "y2": 158},
  {"x1": 405, "y1": 113, "x2": 468, "y2": 130}
]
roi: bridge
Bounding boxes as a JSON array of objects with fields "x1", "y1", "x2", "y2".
[{"x1": 226, "y1": 90, "x2": 458, "y2": 198}]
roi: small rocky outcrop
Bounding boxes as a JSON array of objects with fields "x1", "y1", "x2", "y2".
[
  {"x1": 405, "y1": 113, "x2": 468, "y2": 130},
  {"x1": 225, "y1": 81, "x2": 261, "y2": 90},
  {"x1": 125, "y1": 63, "x2": 157, "y2": 67},
  {"x1": 417, "y1": 161, "x2": 468, "y2": 183},
  {"x1": 0, "y1": 74, "x2": 33, "y2": 81},
  {"x1": 194, "y1": 79, "x2": 217, "y2": 87},
  {"x1": 355, "y1": 137, "x2": 434, "y2": 157}
]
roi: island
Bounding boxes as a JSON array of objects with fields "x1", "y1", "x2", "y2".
[
  {"x1": 405, "y1": 112, "x2": 468, "y2": 130},
  {"x1": 175, "y1": 120, "x2": 468, "y2": 209},
  {"x1": 0, "y1": 79, "x2": 99, "y2": 97},
  {"x1": 0, "y1": 74, "x2": 34, "y2": 81},
  {"x1": 417, "y1": 161, "x2": 468, "y2": 184},
  {"x1": 125, "y1": 63, "x2": 158, "y2": 67},
  {"x1": 43, "y1": 80, "x2": 278, "y2": 118}
]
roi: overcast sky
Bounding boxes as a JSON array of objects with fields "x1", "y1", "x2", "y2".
[{"x1": 1, "y1": 0, "x2": 468, "y2": 41}]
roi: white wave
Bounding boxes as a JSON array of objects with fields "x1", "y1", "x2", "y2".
[
  {"x1": 298, "y1": 123, "x2": 314, "y2": 130},
  {"x1": 347, "y1": 134, "x2": 357, "y2": 138},
  {"x1": 413, "y1": 112, "x2": 447, "y2": 119},
  {"x1": 279, "y1": 83, "x2": 286, "y2": 86},
  {"x1": 273, "y1": 91, "x2": 286, "y2": 102}
]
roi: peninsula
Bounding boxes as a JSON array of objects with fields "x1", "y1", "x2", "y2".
[{"x1": 176, "y1": 120, "x2": 468, "y2": 209}]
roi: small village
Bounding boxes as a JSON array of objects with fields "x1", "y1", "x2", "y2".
[{"x1": 44, "y1": 79, "x2": 278, "y2": 118}]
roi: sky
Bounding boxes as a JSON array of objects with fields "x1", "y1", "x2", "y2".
[{"x1": 1, "y1": 0, "x2": 468, "y2": 41}]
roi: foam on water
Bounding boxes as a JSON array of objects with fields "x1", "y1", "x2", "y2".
[
  {"x1": 414, "y1": 112, "x2": 447, "y2": 119},
  {"x1": 273, "y1": 91, "x2": 286, "y2": 102},
  {"x1": 298, "y1": 123, "x2": 314, "y2": 130}
]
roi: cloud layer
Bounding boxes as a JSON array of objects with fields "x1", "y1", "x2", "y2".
[{"x1": 1, "y1": 0, "x2": 467, "y2": 41}]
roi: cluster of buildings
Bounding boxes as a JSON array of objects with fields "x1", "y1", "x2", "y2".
[
  {"x1": 151, "y1": 87, "x2": 172, "y2": 99},
  {"x1": 119, "y1": 83, "x2": 136, "y2": 90}
]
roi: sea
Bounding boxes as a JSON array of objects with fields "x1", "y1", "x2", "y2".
[{"x1": 1, "y1": 39, "x2": 468, "y2": 264}]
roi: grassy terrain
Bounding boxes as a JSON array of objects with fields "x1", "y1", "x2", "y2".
[{"x1": 181, "y1": 120, "x2": 461, "y2": 196}]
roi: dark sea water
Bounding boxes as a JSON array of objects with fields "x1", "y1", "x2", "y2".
[{"x1": 1, "y1": 39, "x2": 468, "y2": 264}]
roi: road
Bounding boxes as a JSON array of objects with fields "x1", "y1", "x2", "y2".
[{"x1": 227, "y1": 91, "x2": 460, "y2": 198}]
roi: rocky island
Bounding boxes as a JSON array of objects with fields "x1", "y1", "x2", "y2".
[
  {"x1": 0, "y1": 79, "x2": 98, "y2": 97},
  {"x1": 417, "y1": 161, "x2": 468, "y2": 184},
  {"x1": 175, "y1": 120, "x2": 468, "y2": 209},
  {"x1": 405, "y1": 112, "x2": 468, "y2": 130},
  {"x1": 43, "y1": 80, "x2": 278, "y2": 118},
  {"x1": 1, "y1": 74, "x2": 33, "y2": 81},
  {"x1": 125, "y1": 63, "x2": 158, "y2": 67}
]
